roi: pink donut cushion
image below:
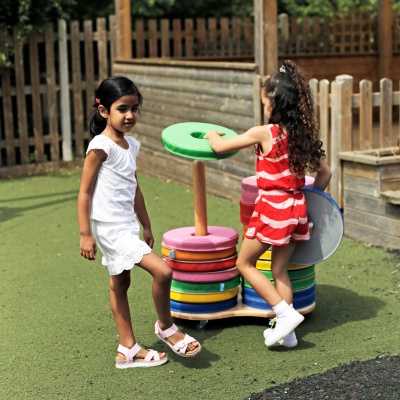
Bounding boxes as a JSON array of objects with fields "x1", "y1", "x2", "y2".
[
  {"x1": 164, "y1": 255, "x2": 237, "y2": 272},
  {"x1": 240, "y1": 200, "x2": 254, "y2": 224},
  {"x1": 241, "y1": 176, "x2": 258, "y2": 194},
  {"x1": 161, "y1": 245, "x2": 237, "y2": 261},
  {"x1": 241, "y1": 190, "x2": 257, "y2": 204},
  {"x1": 172, "y1": 266, "x2": 240, "y2": 283},
  {"x1": 163, "y1": 226, "x2": 238, "y2": 252}
]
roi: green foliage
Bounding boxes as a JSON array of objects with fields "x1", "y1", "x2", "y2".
[
  {"x1": 279, "y1": 0, "x2": 381, "y2": 17},
  {"x1": 0, "y1": 0, "x2": 76, "y2": 69},
  {"x1": 130, "y1": 0, "x2": 253, "y2": 18}
]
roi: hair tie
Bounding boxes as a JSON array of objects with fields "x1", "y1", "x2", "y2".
[
  {"x1": 279, "y1": 66, "x2": 286, "y2": 73},
  {"x1": 95, "y1": 98, "x2": 101, "y2": 104}
]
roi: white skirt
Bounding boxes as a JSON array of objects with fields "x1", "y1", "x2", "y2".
[{"x1": 92, "y1": 219, "x2": 152, "y2": 275}]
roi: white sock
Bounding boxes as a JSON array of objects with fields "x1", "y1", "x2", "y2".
[{"x1": 272, "y1": 300, "x2": 291, "y2": 317}]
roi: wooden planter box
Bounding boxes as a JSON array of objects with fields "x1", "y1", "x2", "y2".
[{"x1": 338, "y1": 147, "x2": 400, "y2": 249}]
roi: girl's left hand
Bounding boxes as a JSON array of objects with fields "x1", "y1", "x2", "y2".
[{"x1": 143, "y1": 227, "x2": 154, "y2": 248}]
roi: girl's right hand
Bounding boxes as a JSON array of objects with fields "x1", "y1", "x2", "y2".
[{"x1": 80, "y1": 235, "x2": 97, "y2": 260}]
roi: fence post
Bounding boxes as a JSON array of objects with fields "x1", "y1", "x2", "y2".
[
  {"x1": 58, "y1": 19, "x2": 73, "y2": 161},
  {"x1": 318, "y1": 79, "x2": 330, "y2": 163},
  {"x1": 330, "y1": 80, "x2": 340, "y2": 205},
  {"x1": 279, "y1": 14, "x2": 289, "y2": 53},
  {"x1": 332, "y1": 74, "x2": 353, "y2": 208},
  {"x1": 379, "y1": 78, "x2": 393, "y2": 148}
]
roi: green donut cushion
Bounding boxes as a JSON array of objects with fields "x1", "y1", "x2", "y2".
[
  {"x1": 171, "y1": 275, "x2": 241, "y2": 294},
  {"x1": 161, "y1": 122, "x2": 239, "y2": 160}
]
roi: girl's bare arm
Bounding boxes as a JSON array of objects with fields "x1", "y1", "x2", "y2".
[
  {"x1": 313, "y1": 157, "x2": 332, "y2": 191},
  {"x1": 77, "y1": 150, "x2": 105, "y2": 260},
  {"x1": 134, "y1": 174, "x2": 154, "y2": 248}
]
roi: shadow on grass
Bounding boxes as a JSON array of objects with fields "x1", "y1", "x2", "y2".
[
  {"x1": 0, "y1": 192, "x2": 77, "y2": 225},
  {"x1": 171, "y1": 283, "x2": 385, "y2": 354}
]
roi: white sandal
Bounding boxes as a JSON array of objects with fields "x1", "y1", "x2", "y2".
[
  {"x1": 115, "y1": 343, "x2": 168, "y2": 369},
  {"x1": 155, "y1": 321, "x2": 202, "y2": 357}
]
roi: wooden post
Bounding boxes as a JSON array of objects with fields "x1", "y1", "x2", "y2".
[
  {"x1": 378, "y1": 0, "x2": 392, "y2": 80},
  {"x1": 336, "y1": 74, "x2": 353, "y2": 154},
  {"x1": 331, "y1": 74, "x2": 353, "y2": 208},
  {"x1": 254, "y1": 0, "x2": 278, "y2": 78},
  {"x1": 115, "y1": 0, "x2": 132, "y2": 59},
  {"x1": 193, "y1": 160, "x2": 208, "y2": 236},
  {"x1": 330, "y1": 80, "x2": 340, "y2": 205},
  {"x1": 58, "y1": 19, "x2": 73, "y2": 161}
]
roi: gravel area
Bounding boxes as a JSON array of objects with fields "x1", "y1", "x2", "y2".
[{"x1": 248, "y1": 354, "x2": 400, "y2": 399}]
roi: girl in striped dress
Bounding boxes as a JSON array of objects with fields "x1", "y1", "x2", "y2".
[{"x1": 205, "y1": 60, "x2": 331, "y2": 347}]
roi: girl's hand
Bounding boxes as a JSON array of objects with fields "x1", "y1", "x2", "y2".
[
  {"x1": 80, "y1": 235, "x2": 97, "y2": 260},
  {"x1": 203, "y1": 130, "x2": 225, "y2": 139},
  {"x1": 143, "y1": 227, "x2": 154, "y2": 249}
]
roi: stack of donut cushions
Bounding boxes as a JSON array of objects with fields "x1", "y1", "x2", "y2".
[
  {"x1": 161, "y1": 122, "x2": 242, "y2": 315},
  {"x1": 240, "y1": 175, "x2": 316, "y2": 312},
  {"x1": 162, "y1": 226, "x2": 241, "y2": 314}
]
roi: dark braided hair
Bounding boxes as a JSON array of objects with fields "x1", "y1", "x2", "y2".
[
  {"x1": 263, "y1": 60, "x2": 325, "y2": 176},
  {"x1": 89, "y1": 76, "x2": 143, "y2": 138}
]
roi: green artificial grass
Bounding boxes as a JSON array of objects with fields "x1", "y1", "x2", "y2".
[{"x1": 1, "y1": 167, "x2": 399, "y2": 400}]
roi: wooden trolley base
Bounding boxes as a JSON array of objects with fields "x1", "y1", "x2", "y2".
[{"x1": 171, "y1": 295, "x2": 316, "y2": 330}]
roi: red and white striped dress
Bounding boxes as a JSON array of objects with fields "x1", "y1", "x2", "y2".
[{"x1": 245, "y1": 124, "x2": 310, "y2": 246}]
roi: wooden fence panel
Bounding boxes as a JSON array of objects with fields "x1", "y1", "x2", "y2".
[
  {"x1": 84, "y1": 20, "x2": 95, "y2": 127},
  {"x1": 196, "y1": 18, "x2": 206, "y2": 57},
  {"x1": 208, "y1": 18, "x2": 217, "y2": 56},
  {"x1": 97, "y1": 18, "x2": 108, "y2": 82},
  {"x1": 244, "y1": 17, "x2": 253, "y2": 56},
  {"x1": 232, "y1": 17, "x2": 241, "y2": 56},
  {"x1": 13, "y1": 26, "x2": 29, "y2": 164},
  {"x1": 359, "y1": 79, "x2": 373, "y2": 150},
  {"x1": 28, "y1": 30, "x2": 45, "y2": 163},
  {"x1": 161, "y1": 19, "x2": 170, "y2": 57},
  {"x1": 71, "y1": 20, "x2": 84, "y2": 158},
  {"x1": 319, "y1": 80, "x2": 330, "y2": 163},
  {"x1": 135, "y1": 19, "x2": 145, "y2": 58},
  {"x1": 109, "y1": 15, "x2": 117, "y2": 69},
  {"x1": 149, "y1": 19, "x2": 158, "y2": 57},
  {"x1": 29, "y1": 31, "x2": 45, "y2": 162},
  {"x1": 0, "y1": 30, "x2": 15, "y2": 166},
  {"x1": 220, "y1": 18, "x2": 229, "y2": 56},
  {"x1": 185, "y1": 19, "x2": 194, "y2": 57},
  {"x1": 58, "y1": 19, "x2": 72, "y2": 161},
  {"x1": 380, "y1": 78, "x2": 393, "y2": 148},
  {"x1": 45, "y1": 22, "x2": 59, "y2": 161},
  {"x1": 172, "y1": 19, "x2": 182, "y2": 58}
]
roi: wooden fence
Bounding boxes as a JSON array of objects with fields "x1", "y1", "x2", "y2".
[
  {"x1": 129, "y1": 10, "x2": 400, "y2": 58},
  {"x1": 1, "y1": 12, "x2": 400, "y2": 207},
  {"x1": 0, "y1": 16, "x2": 116, "y2": 167},
  {"x1": 310, "y1": 74, "x2": 400, "y2": 207}
]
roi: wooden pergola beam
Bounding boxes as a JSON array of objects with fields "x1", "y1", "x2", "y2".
[
  {"x1": 254, "y1": 0, "x2": 278, "y2": 78},
  {"x1": 115, "y1": 0, "x2": 132, "y2": 59},
  {"x1": 378, "y1": 0, "x2": 392, "y2": 79}
]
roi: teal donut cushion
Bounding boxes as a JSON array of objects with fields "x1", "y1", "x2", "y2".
[{"x1": 161, "y1": 122, "x2": 239, "y2": 160}]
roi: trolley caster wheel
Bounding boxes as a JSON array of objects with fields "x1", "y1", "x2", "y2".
[{"x1": 195, "y1": 320, "x2": 209, "y2": 331}]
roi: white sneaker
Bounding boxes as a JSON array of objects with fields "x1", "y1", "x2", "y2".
[
  {"x1": 264, "y1": 308, "x2": 304, "y2": 346},
  {"x1": 263, "y1": 328, "x2": 298, "y2": 348}
]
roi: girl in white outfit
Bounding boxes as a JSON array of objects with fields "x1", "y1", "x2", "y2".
[{"x1": 78, "y1": 76, "x2": 201, "y2": 368}]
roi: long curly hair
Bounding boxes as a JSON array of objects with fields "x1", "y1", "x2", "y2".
[{"x1": 263, "y1": 60, "x2": 325, "y2": 176}]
